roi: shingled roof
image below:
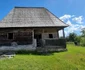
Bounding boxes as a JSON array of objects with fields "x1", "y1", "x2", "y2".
[{"x1": 0, "y1": 7, "x2": 68, "y2": 28}]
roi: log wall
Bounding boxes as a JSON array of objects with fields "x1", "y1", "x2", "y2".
[{"x1": 0, "y1": 28, "x2": 32, "y2": 46}]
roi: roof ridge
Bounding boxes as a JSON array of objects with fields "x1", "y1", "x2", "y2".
[{"x1": 15, "y1": 6, "x2": 45, "y2": 9}]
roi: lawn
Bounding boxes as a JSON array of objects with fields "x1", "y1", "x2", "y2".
[{"x1": 0, "y1": 44, "x2": 85, "y2": 70}]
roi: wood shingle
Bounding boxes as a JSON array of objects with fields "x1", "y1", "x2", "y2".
[{"x1": 0, "y1": 7, "x2": 68, "y2": 28}]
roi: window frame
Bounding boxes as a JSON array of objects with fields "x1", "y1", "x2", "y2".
[
  {"x1": 49, "y1": 34, "x2": 53, "y2": 38},
  {"x1": 7, "y1": 33, "x2": 14, "y2": 40}
]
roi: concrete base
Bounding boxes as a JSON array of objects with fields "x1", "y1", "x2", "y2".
[
  {"x1": 0, "y1": 44, "x2": 36, "y2": 51},
  {"x1": 36, "y1": 46, "x2": 67, "y2": 52}
]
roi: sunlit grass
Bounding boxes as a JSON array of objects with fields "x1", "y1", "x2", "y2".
[{"x1": 0, "y1": 44, "x2": 85, "y2": 70}]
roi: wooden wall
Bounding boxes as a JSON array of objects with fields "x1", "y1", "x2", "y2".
[
  {"x1": 0, "y1": 27, "x2": 59, "y2": 46},
  {"x1": 42, "y1": 28, "x2": 58, "y2": 39},
  {"x1": 0, "y1": 28, "x2": 32, "y2": 46},
  {"x1": 33, "y1": 28, "x2": 58, "y2": 40}
]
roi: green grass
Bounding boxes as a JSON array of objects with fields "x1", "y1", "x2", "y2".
[{"x1": 0, "y1": 44, "x2": 85, "y2": 70}]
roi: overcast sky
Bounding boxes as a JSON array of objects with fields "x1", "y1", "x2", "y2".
[{"x1": 0, "y1": 0, "x2": 85, "y2": 36}]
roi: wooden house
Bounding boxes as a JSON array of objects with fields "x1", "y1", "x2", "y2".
[{"x1": 0, "y1": 7, "x2": 68, "y2": 52}]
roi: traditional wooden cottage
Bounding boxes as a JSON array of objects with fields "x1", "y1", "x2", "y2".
[{"x1": 0, "y1": 7, "x2": 68, "y2": 52}]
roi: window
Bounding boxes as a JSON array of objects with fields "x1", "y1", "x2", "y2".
[
  {"x1": 49, "y1": 34, "x2": 53, "y2": 38},
  {"x1": 8, "y1": 33, "x2": 13, "y2": 39}
]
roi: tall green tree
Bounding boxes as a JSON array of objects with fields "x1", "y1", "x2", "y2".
[
  {"x1": 80, "y1": 28, "x2": 85, "y2": 46},
  {"x1": 68, "y1": 33, "x2": 77, "y2": 42},
  {"x1": 81, "y1": 28, "x2": 85, "y2": 37}
]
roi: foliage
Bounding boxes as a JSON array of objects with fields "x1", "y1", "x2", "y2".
[
  {"x1": 80, "y1": 37, "x2": 85, "y2": 46},
  {"x1": 74, "y1": 36, "x2": 81, "y2": 44},
  {"x1": 81, "y1": 28, "x2": 85, "y2": 37},
  {"x1": 66, "y1": 33, "x2": 77, "y2": 42},
  {"x1": 0, "y1": 44, "x2": 85, "y2": 70},
  {"x1": 80, "y1": 28, "x2": 85, "y2": 46},
  {"x1": 66, "y1": 33, "x2": 81, "y2": 46}
]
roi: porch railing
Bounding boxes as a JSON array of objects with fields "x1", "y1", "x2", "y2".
[
  {"x1": 38, "y1": 38, "x2": 66, "y2": 48},
  {"x1": 36, "y1": 38, "x2": 66, "y2": 52},
  {"x1": 44, "y1": 38, "x2": 66, "y2": 48}
]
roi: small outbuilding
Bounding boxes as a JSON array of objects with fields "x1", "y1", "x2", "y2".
[{"x1": 0, "y1": 7, "x2": 68, "y2": 52}]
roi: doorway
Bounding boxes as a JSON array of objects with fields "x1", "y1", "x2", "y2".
[{"x1": 34, "y1": 34, "x2": 42, "y2": 47}]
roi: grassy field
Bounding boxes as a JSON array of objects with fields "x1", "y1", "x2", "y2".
[{"x1": 0, "y1": 44, "x2": 85, "y2": 70}]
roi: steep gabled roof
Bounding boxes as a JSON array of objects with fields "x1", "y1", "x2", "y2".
[{"x1": 0, "y1": 7, "x2": 68, "y2": 28}]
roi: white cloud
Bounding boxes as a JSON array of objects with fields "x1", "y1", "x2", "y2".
[
  {"x1": 59, "y1": 14, "x2": 74, "y2": 21},
  {"x1": 72, "y1": 16, "x2": 84, "y2": 24},
  {"x1": 65, "y1": 24, "x2": 85, "y2": 36},
  {"x1": 65, "y1": 24, "x2": 79, "y2": 36},
  {"x1": 59, "y1": 14, "x2": 71, "y2": 21},
  {"x1": 80, "y1": 25, "x2": 85, "y2": 29},
  {"x1": 59, "y1": 14, "x2": 85, "y2": 37},
  {"x1": 59, "y1": 14, "x2": 85, "y2": 36},
  {"x1": 66, "y1": 20, "x2": 72, "y2": 26},
  {"x1": 59, "y1": 24, "x2": 85, "y2": 37}
]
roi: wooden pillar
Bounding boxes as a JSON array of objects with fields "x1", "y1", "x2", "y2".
[
  {"x1": 42, "y1": 29, "x2": 44, "y2": 39},
  {"x1": 42, "y1": 28, "x2": 45, "y2": 47},
  {"x1": 57, "y1": 30, "x2": 59, "y2": 38},
  {"x1": 63, "y1": 28, "x2": 65, "y2": 38},
  {"x1": 32, "y1": 29, "x2": 34, "y2": 41},
  {"x1": 32, "y1": 29, "x2": 37, "y2": 47}
]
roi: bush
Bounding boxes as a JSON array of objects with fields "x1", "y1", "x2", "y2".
[
  {"x1": 74, "y1": 36, "x2": 81, "y2": 45},
  {"x1": 80, "y1": 37, "x2": 85, "y2": 46},
  {"x1": 75, "y1": 36, "x2": 81, "y2": 43}
]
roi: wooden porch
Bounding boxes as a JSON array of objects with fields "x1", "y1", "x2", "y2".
[
  {"x1": 0, "y1": 27, "x2": 66, "y2": 52},
  {"x1": 35, "y1": 38, "x2": 66, "y2": 52}
]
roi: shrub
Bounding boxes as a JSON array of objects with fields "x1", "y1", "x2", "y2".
[
  {"x1": 80, "y1": 37, "x2": 85, "y2": 46},
  {"x1": 74, "y1": 36, "x2": 81, "y2": 45}
]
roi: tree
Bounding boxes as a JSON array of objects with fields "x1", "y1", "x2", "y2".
[
  {"x1": 81, "y1": 28, "x2": 85, "y2": 37},
  {"x1": 74, "y1": 36, "x2": 81, "y2": 45},
  {"x1": 80, "y1": 28, "x2": 85, "y2": 46},
  {"x1": 80, "y1": 38, "x2": 85, "y2": 46},
  {"x1": 68, "y1": 33, "x2": 77, "y2": 42}
]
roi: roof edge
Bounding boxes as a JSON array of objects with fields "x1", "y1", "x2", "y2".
[
  {"x1": 45, "y1": 8, "x2": 69, "y2": 27},
  {"x1": 14, "y1": 6, "x2": 45, "y2": 9}
]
